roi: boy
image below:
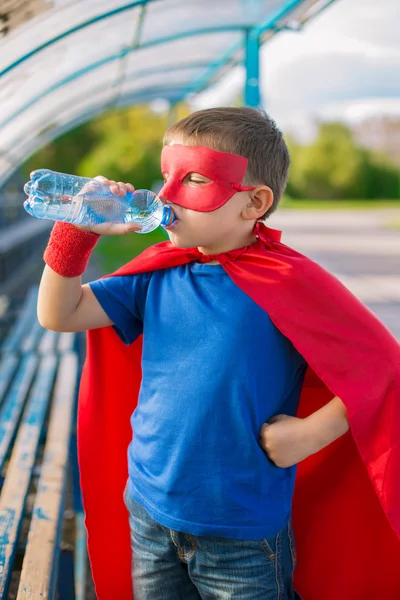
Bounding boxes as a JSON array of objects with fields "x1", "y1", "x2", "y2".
[{"x1": 38, "y1": 107, "x2": 400, "y2": 600}]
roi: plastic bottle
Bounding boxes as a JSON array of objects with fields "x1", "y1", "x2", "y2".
[{"x1": 23, "y1": 169, "x2": 177, "y2": 234}]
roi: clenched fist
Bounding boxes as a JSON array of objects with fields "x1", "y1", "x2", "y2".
[{"x1": 258, "y1": 414, "x2": 319, "y2": 468}]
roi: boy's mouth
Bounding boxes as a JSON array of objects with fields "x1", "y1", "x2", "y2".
[{"x1": 164, "y1": 218, "x2": 180, "y2": 231}]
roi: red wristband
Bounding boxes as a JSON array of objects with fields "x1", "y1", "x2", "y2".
[{"x1": 43, "y1": 222, "x2": 100, "y2": 277}]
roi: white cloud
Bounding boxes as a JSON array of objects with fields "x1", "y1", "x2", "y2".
[{"x1": 192, "y1": 0, "x2": 400, "y2": 136}]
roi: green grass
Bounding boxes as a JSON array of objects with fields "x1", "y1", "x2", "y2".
[
  {"x1": 279, "y1": 197, "x2": 400, "y2": 210},
  {"x1": 95, "y1": 228, "x2": 167, "y2": 273}
]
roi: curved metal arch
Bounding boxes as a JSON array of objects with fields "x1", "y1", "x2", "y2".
[
  {"x1": 0, "y1": 26, "x2": 244, "y2": 132},
  {"x1": 0, "y1": 0, "x2": 152, "y2": 78},
  {"x1": 0, "y1": 61, "x2": 212, "y2": 131},
  {"x1": 0, "y1": 0, "x2": 337, "y2": 187},
  {"x1": 174, "y1": 0, "x2": 307, "y2": 104},
  {"x1": 1, "y1": 0, "x2": 310, "y2": 132},
  {"x1": 1, "y1": 84, "x2": 185, "y2": 181},
  {"x1": 1, "y1": 13, "x2": 244, "y2": 80},
  {"x1": 7, "y1": 83, "x2": 190, "y2": 159}
]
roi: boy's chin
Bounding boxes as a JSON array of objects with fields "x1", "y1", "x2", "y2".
[
  {"x1": 169, "y1": 238, "x2": 195, "y2": 249},
  {"x1": 166, "y1": 230, "x2": 197, "y2": 249}
]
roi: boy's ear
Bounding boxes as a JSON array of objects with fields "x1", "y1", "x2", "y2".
[{"x1": 242, "y1": 186, "x2": 273, "y2": 220}]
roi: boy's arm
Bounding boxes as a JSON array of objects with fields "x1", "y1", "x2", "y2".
[
  {"x1": 38, "y1": 266, "x2": 113, "y2": 332},
  {"x1": 258, "y1": 396, "x2": 349, "y2": 468},
  {"x1": 37, "y1": 177, "x2": 140, "y2": 333}
]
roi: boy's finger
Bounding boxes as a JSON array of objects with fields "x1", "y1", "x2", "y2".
[
  {"x1": 117, "y1": 182, "x2": 127, "y2": 195},
  {"x1": 94, "y1": 176, "x2": 109, "y2": 184},
  {"x1": 124, "y1": 223, "x2": 142, "y2": 233},
  {"x1": 105, "y1": 223, "x2": 141, "y2": 235}
]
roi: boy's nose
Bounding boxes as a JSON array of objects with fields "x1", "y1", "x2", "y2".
[{"x1": 160, "y1": 195, "x2": 175, "y2": 208}]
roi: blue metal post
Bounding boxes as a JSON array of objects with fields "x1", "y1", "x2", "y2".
[{"x1": 245, "y1": 28, "x2": 260, "y2": 107}]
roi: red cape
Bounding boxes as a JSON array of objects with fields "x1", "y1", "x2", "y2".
[{"x1": 77, "y1": 223, "x2": 400, "y2": 599}]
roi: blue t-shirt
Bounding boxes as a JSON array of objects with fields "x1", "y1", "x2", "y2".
[{"x1": 89, "y1": 262, "x2": 307, "y2": 539}]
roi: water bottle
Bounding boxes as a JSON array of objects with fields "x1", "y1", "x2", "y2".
[{"x1": 23, "y1": 169, "x2": 177, "y2": 234}]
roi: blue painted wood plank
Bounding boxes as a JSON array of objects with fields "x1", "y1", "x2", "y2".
[
  {"x1": 57, "y1": 332, "x2": 77, "y2": 354},
  {"x1": 0, "y1": 355, "x2": 19, "y2": 409},
  {"x1": 1, "y1": 288, "x2": 38, "y2": 354},
  {"x1": 70, "y1": 434, "x2": 82, "y2": 514},
  {"x1": 17, "y1": 352, "x2": 78, "y2": 600},
  {"x1": 74, "y1": 512, "x2": 87, "y2": 600},
  {"x1": 38, "y1": 330, "x2": 60, "y2": 355},
  {"x1": 0, "y1": 355, "x2": 57, "y2": 599},
  {"x1": 0, "y1": 354, "x2": 38, "y2": 474},
  {"x1": 20, "y1": 320, "x2": 44, "y2": 354}
]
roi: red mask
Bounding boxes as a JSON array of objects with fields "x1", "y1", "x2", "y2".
[{"x1": 159, "y1": 144, "x2": 256, "y2": 212}]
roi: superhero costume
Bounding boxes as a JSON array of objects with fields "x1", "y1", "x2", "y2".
[{"x1": 75, "y1": 145, "x2": 400, "y2": 599}]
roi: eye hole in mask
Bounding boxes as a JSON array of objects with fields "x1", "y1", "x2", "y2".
[
  {"x1": 163, "y1": 172, "x2": 212, "y2": 186},
  {"x1": 182, "y1": 173, "x2": 212, "y2": 186}
]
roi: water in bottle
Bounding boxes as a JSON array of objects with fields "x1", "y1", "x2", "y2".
[{"x1": 23, "y1": 169, "x2": 177, "y2": 234}]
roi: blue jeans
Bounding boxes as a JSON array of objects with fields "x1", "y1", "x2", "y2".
[{"x1": 124, "y1": 490, "x2": 299, "y2": 600}]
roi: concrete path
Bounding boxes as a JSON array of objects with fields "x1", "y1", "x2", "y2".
[{"x1": 267, "y1": 208, "x2": 400, "y2": 340}]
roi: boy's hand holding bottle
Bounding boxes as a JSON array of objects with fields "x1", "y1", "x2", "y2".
[{"x1": 76, "y1": 176, "x2": 142, "y2": 236}]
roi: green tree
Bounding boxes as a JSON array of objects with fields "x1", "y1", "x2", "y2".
[
  {"x1": 290, "y1": 123, "x2": 368, "y2": 199},
  {"x1": 360, "y1": 150, "x2": 399, "y2": 199},
  {"x1": 287, "y1": 122, "x2": 399, "y2": 200},
  {"x1": 78, "y1": 102, "x2": 191, "y2": 188},
  {"x1": 78, "y1": 104, "x2": 167, "y2": 187},
  {"x1": 22, "y1": 122, "x2": 100, "y2": 179}
]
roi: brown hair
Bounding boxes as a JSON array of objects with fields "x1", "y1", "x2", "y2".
[{"x1": 163, "y1": 106, "x2": 290, "y2": 218}]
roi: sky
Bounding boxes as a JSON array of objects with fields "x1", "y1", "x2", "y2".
[{"x1": 192, "y1": 0, "x2": 400, "y2": 139}]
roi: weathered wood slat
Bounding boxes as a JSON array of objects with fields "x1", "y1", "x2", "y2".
[
  {"x1": 1, "y1": 288, "x2": 38, "y2": 354},
  {"x1": 0, "y1": 355, "x2": 57, "y2": 599},
  {"x1": 17, "y1": 352, "x2": 78, "y2": 600},
  {"x1": 38, "y1": 330, "x2": 59, "y2": 355},
  {"x1": 57, "y1": 332, "x2": 76, "y2": 354},
  {"x1": 0, "y1": 354, "x2": 38, "y2": 474},
  {"x1": 0, "y1": 354, "x2": 19, "y2": 408},
  {"x1": 20, "y1": 320, "x2": 44, "y2": 354}
]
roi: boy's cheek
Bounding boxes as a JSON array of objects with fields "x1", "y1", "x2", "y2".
[{"x1": 165, "y1": 229, "x2": 194, "y2": 248}]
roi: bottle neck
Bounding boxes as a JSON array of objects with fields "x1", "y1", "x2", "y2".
[{"x1": 160, "y1": 205, "x2": 177, "y2": 227}]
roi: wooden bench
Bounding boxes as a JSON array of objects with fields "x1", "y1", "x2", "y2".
[{"x1": 0, "y1": 286, "x2": 88, "y2": 599}]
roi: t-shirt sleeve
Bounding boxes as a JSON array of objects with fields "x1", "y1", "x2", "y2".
[{"x1": 88, "y1": 273, "x2": 150, "y2": 345}]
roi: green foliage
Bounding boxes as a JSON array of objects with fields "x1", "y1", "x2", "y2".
[
  {"x1": 22, "y1": 122, "x2": 99, "y2": 178},
  {"x1": 95, "y1": 228, "x2": 168, "y2": 273},
  {"x1": 361, "y1": 150, "x2": 400, "y2": 199},
  {"x1": 78, "y1": 105, "x2": 167, "y2": 188},
  {"x1": 287, "y1": 122, "x2": 399, "y2": 200}
]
